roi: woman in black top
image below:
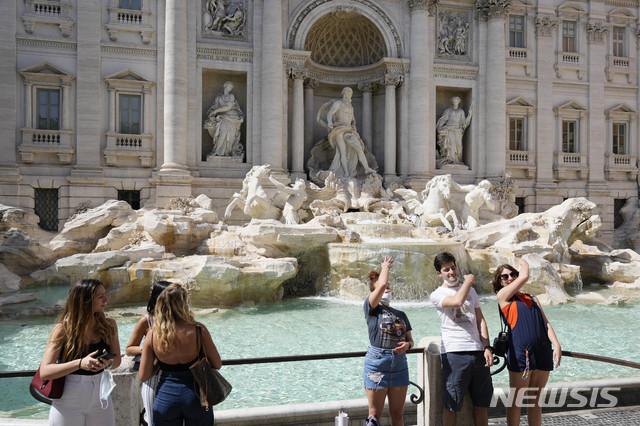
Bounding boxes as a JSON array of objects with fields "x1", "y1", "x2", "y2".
[
  {"x1": 40, "y1": 279, "x2": 121, "y2": 425},
  {"x1": 363, "y1": 256, "x2": 414, "y2": 426}
]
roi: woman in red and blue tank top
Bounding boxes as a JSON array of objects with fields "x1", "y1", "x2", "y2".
[{"x1": 492, "y1": 258, "x2": 562, "y2": 426}]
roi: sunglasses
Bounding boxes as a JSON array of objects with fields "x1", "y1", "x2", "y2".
[{"x1": 500, "y1": 271, "x2": 519, "y2": 281}]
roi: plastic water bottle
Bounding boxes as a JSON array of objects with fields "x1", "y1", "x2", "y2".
[{"x1": 335, "y1": 411, "x2": 349, "y2": 426}]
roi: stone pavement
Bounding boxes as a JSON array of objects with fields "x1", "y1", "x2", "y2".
[{"x1": 488, "y1": 405, "x2": 640, "y2": 425}]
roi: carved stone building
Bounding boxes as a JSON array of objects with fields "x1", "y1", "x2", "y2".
[{"x1": 0, "y1": 0, "x2": 638, "y2": 243}]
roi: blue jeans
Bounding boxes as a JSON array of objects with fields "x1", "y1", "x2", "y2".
[
  {"x1": 153, "y1": 370, "x2": 213, "y2": 426},
  {"x1": 363, "y1": 346, "x2": 409, "y2": 389}
]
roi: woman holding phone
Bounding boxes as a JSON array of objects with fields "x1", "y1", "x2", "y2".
[{"x1": 39, "y1": 279, "x2": 121, "y2": 425}]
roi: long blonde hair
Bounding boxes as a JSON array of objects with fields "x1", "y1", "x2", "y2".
[
  {"x1": 153, "y1": 284, "x2": 196, "y2": 352},
  {"x1": 51, "y1": 279, "x2": 115, "y2": 362}
]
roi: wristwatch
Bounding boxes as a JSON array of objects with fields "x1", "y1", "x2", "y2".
[{"x1": 484, "y1": 345, "x2": 493, "y2": 352}]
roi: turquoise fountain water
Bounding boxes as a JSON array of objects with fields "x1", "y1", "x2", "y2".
[{"x1": 1, "y1": 294, "x2": 639, "y2": 419}]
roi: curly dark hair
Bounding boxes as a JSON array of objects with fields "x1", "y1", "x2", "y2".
[
  {"x1": 367, "y1": 270, "x2": 379, "y2": 292},
  {"x1": 491, "y1": 264, "x2": 518, "y2": 293}
]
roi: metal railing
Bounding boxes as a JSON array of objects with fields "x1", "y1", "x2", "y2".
[{"x1": 3, "y1": 348, "x2": 639, "y2": 409}]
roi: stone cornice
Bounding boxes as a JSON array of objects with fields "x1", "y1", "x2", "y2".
[
  {"x1": 476, "y1": 0, "x2": 512, "y2": 20},
  {"x1": 605, "y1": 0, "x2": 637, "y2": 7},
  {"x1": 16, "y1": 36, "x2": 76, "y2": 50},
  {"x1": 101, "y1": 44, "x2": 157, "y2": 57},
  {"x1": 303, "y1": 58, "x2": 408, "y2": 86},
  {"x1": 196, "y1": 45, "x2": 253, "y2": 63},
  {"x1": 433, "y1": 63, "x2": 479, "y2": 80}
]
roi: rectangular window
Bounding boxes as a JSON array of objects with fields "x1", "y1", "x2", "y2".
[
  {"x1": 37, "y1": 89, "x2": 60, "y2": 130},
  {"x1": 612, "y1": 123, "x2": 627, "y2": 155},
  {"x1": 562, "y1": 21, "x2": 576, "y2": 53},
  {"x1": 614, "y1": 198, "x2": 627, "y2": 228},
  {"x1": 118, "y1": 190, "x2": 141, "y2": 210},
  {"x1": 515, "y1": 197, "x2": 525, "y2": 214},
  {"x1": 34, "y1": 188, "x2": 59, "y2": 232},
  {"x1": 509, "y1": 16, "x2": 525, "y2": 48},
  {"x1": 613, "y1": 27, "x2": 625, "y2": 57},
  {"x1": 562, "y1": 120, "x2": 577, "y2": 153},
  {"x1": 119, "y1": 0, "x2": 141, "y2": 10},
  {"x1": 119, "y1": 94, "x2": 142, "y2": 134},
  {"x1": 509, "y1": 118, "x2": 525, "y2": 151}
]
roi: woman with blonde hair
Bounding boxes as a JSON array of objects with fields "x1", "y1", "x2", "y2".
[
  {"x1": 39, "y1": 279, "x2": 121, "y2": 425},
  {"x1": 139, "y1": 283, "x2": 222, "y2": 426}
]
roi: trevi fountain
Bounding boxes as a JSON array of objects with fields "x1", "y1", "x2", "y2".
[{"x1": 1, "y1": 89, "x2": 640, "y2": 418}]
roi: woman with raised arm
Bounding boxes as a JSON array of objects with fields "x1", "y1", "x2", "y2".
[
  {"x1": 125, "y1": 280, "x2": 170, "y2": 425},
  {"x1": 363, "y1": 256, "x2": 414, "y2": 426},
  {"x1": 40, "y1": 279, "x2": 121, "y2": 425},
  {"x1": 492, "y1": 258, "x2": 562, "y2": 426},
  {"x1": 139, "y1": 283, "x2": 222, "y2": 426}
]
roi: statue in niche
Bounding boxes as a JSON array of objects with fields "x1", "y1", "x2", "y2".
[
  {"x1": 204, "y1": 81, "x2": 244, "y2": 159},
  {"x1": 436, "y1": 96, "x2": 472, "y2": 167},
  {"x1": 222, "y1": 3, "x2": 245, "y2": 36},
  {"x1": 438, "y1": 13, "x2": 469, "y2": 56},
  {"x1": 206, "y1": 0, "x2": 226, "y2": 32},
  {"x1": 309, "y1": 87, "x2": 377, "y2": 183}
]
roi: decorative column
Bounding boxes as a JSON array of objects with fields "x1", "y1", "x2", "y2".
[
  {"x1": 0, "y1": 0, "x2": 20, "y2": 190},
  {"x1": 304, "y1": 78, "x2": 319, "y2": 165},
  {"x1": 261, "y1": 0, "x2": 285, "y2": 172},
  {"x1": 586, "y1": 20, "x2": 612, "y2": 241},
  {"x1": 155, "y1": 0, "x2": 192, "y2": 206},
  {"x1": 289, "y1": 66, "x2": 306, "y2": 179},
  {"x1": 534, "y1": 15, "x2": 559, "y2": 208},
  {"x1": 62, "y1": 80, "x2": 71, "y2": 130},
  {"x1": 25, "y1": 79, "x2": 33, "y2": 128},
  {"x1": 383, "y1": 74, "x2": 402, "y2": 181},
  {"x1": 357, "y1": 82, "x2": 374, "y2": 153},
  {"x1": 161, "y1": 0, "x2": 188, "y2": 172},
  {"x1": 408, "y1": 0, "x2": 435, "y2": 186},
  {"x1": 477, "y1": 0, "x2": 510, "y2": 178},
  {"x1": 108, "y1": 86, "x2": 116, "y2": 133}
]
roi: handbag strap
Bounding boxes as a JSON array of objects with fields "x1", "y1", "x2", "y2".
[
  {"x1": 195, "y1": 325, "x2": 205, "y2": 360},
  {"x1": 498, "y1": 300, "x2": 513, "y2": 333}
]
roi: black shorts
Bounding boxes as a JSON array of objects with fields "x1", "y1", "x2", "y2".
[{"x1": 440, "y1": 351, "x2": 494, "y2": 411}]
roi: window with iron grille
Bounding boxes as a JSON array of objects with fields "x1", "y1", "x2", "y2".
[
  {"x1": 120, "y1": 0, "x2": 141, "y2": 10},
  {"x1": 119, "y1": 94, "x2": 142, "y2": 134},
  {"x1": 562, "y1": 21, "x2": 576, "y2": 53},
  {"x1": 118, "y1": 190, "x2": 141, "y2": 210},
  {"x1": 34, "y1": 188, "x2": 59, "y2": 231},
  {"x1": 37, "y1": 88, "x2": 60, "y2": 130},
  {"x1": 614, "y1": 198, "x2": 627, "y2": 229},
  {"x1": 509, "y1": 15, "x2": 525, "y2": 48}
]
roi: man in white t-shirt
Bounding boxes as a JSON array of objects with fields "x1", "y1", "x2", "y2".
[{"x1": 430, "y1": 252, "x2": 494, "y2": 426}]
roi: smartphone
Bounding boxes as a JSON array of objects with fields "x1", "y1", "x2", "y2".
[{"x1": 95, "y1": 352, "x2": 117, "y2": 361}]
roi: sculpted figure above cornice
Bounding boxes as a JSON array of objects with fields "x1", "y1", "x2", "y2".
[
  {"x1": 587, "y1": 21, "x2": 610, "y2": 43},
  {"x1": 476, "y1": 0, "x2": 512, "y2": 20},
  {"x1": 535, "y1": 15, "x2": 558, "y2": 38}
]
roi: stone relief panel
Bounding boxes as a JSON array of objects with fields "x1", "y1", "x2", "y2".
[
  {"x1": 201, "y1": 0, "x2": 247, "y2": 41},
  {"x1": 436, "y1": 8, "x2": 473, "y2": 61}
]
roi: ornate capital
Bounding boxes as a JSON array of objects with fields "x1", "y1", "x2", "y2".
[
  {"x1": 476, "y1": 0, "x2": 511, "y2": 20},
  {"x1": 587, "y1": 21, "x2": 610, "y2": 43},
  {"x1": 535, "y1": 15, "x2": 558, "y2": 38},
  {"x1": 409, "y1": 0, "x2": 437, "y2": 14},
  {"x1": 304, "y1": 78, "x2": 319, "y2": 90},
  {"x1": 382, "y1": 73, "x2": 403, "y2": 87},
  {"x1": 357, "y1": 82, "x2": 374, "y2": 93},
  {"x1": 288, "y1": 66, "x2": 307, "y2": 80}
]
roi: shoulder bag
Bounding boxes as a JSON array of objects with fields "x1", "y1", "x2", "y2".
[
  {"x1": 190, "y1": 325, "x2": 232, "y2": 410},
  {"x1": 31, "y1": 365, "x2": 65, "y2": 399}
]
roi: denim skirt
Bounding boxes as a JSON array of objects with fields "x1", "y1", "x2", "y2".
[{"x1": 363, "y1": 346, "x2": 409, "y2": 389}]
